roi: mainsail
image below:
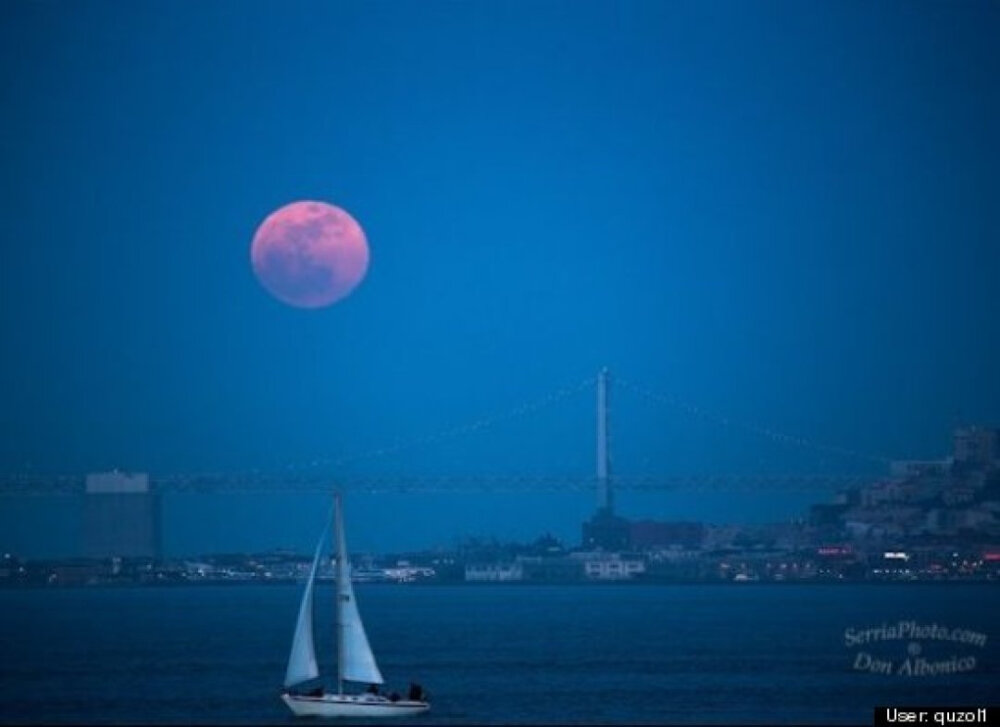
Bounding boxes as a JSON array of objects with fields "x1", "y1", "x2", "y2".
[
  {"x1": 335, "y1": 496, "x2": 384, "y2": 686},
  {"x1": 284, "y1": 527, "x2": 326, "y2": 689}
]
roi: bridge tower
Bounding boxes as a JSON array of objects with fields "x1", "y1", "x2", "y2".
[
  {"x1": 582, "y1": 367, "x2": 630, "y2": 550},
  {"x1": 596, "y1": 367, "x2": 613, "y2": 513}
]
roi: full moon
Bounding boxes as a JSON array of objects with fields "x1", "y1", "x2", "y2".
[{"x1": 250, "y1": 200, "x2": 370, "y2": 309}]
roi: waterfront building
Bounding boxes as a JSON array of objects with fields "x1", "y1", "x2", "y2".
[
  {"x1": 464, "y1": 562, "x2": 524, "y2": 582},
  {"x1": 572, "y1": 551, "x2": 646, "y2": 581},
  {"x1": 516, "y1": 555, "x2": 584, "y2": 582}
]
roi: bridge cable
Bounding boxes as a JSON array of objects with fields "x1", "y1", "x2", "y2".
[{"x1": 616, "y1": 377, "x2": 893, "y2": 468}]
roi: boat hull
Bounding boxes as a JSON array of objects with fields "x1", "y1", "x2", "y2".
[{"x1": 282, "y1": 693, "x2": 430, "y2": 718}]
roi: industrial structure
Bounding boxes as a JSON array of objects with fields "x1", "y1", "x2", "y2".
[
  {"x1": 581, "y1": 369, "x2": 711, "y2": 552},
  {"x1": 582, "y1": 368, "x2": 630, "y2": 549}
]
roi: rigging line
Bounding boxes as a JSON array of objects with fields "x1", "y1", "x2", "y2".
[
  {"x1": 616, "y1": 377, "x2": 893, "y2": 467},
  {"x1": 286, "y1": 376, "x2": 596, "y2": 472}
]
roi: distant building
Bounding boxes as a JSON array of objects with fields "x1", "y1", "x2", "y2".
[
  {"x1": 572, "y1": 552, "x2": 646, "y2": 581},
  {"x1": 832, "y1": 489, "x2": 862, "y2": 506},
  {"x1": 955, "y1": 507, "x2": 996, "y2": 532},
  {"x1": 942, "y1": 487, "x2": 976, "y2": 507},
  {"x1": 82, "y1": 471, "x2": 161, "y2": 559},
  {"x1": 464, "y1": 562, "x2": 523, "y2": 582},
  {"x1": 702, "y1": 524, "x2": 744, "y2": 551},
  {"x1": 954, "y1": 427, "x2": 999, "y2": 468},
  {"x1": 808, "y1": 503, "x2": 849, "y2": 527},
  {"x1": 890, "y1": 460, "x2": 950, "y2": 480},
  {"x1": 48, "y1": 560, "x2": 108, "y2": 586},
  {"x1": 517, "y1": 555, "x2": 583, "y2": 583},
  {"x1": 581, "y1": 508, "x2": 631, "y2": 551},
  {"x1": 861, "y1": 480, "x2": 907, "y2": 508}
]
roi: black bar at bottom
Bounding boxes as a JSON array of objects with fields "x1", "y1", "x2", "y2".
[{"x1": 875, "y1": 707, "x2": 998, "y2": 727}]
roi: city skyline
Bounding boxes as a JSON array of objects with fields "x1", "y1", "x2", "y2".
[
  {"x1": 2, "y1": 420, "x2": 996, "y2": 568},
  {"x1": 2, "y1": 1, "x2": 998, "y2": 556},
  {"x1": 0, "y1": 420, "x2": 992, "y2": 558}
]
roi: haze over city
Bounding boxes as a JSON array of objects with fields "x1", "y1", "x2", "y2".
[{"x1": 1, "y1": 1, "x2": 998, "y2": 557}]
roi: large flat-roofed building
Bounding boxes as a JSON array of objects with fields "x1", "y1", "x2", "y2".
[{"x1": 82, "y1": 471, "x2": 161, "y2": 559}]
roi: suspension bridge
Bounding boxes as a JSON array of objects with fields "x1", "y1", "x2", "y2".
[{"x1": 0, "y1": 370, "x2": 890, "y2": 498}]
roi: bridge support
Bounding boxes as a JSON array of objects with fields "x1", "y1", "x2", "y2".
[{"x1": 596, "y1": 367, "x2": 613, "y2": 513}]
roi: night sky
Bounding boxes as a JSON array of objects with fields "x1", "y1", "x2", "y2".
[{"x1": 1, "y1": 1, "x2": 998, "y2": 556}]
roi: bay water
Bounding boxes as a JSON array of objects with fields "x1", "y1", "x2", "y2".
[{"x1": 1, "y1": 584, "x2": 996, "y2": 724}]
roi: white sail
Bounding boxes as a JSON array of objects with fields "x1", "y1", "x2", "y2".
[
  {"x1": 284, "y1": 528, "x2": 326, "y2": 689},
  {"x1": 338, "y1": 560, "x2": 384, "y2": 684},
  {"x1": 335, "y1": 496, "x2": 384, "y2": 686}
]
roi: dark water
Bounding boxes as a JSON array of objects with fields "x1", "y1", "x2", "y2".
[{"x1": 0, "y1": 584, "x2": 997, "y2": 724}]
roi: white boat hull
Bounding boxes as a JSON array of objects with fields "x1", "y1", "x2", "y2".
[{"x1": 282, "y1": 693, "x2": 430, "y2": 718}]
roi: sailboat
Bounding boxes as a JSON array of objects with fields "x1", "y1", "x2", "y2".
[{"x1": 280, "y1": 493, "x2": 431, "y2": 718}]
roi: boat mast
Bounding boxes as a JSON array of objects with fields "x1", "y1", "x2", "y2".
[{"x1": 334, "y1": 491, "x2": 345, "y2": 696}]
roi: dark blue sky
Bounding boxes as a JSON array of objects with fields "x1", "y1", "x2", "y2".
[{"x1": 1, "y1": 1, "x2": 998, "y2": 556}]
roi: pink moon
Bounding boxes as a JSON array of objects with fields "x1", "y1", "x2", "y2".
[{"x1": 250, "y1": 200, "x2": 370, "y2": 309}]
